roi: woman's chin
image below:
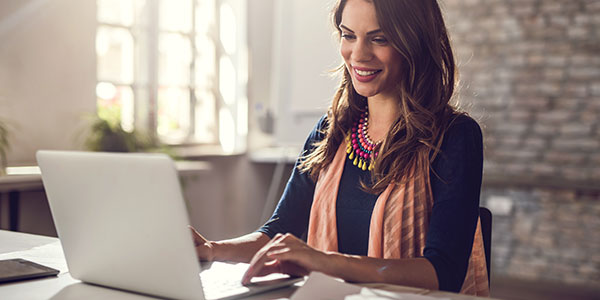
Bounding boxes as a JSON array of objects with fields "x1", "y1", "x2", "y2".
[{"x1": 353, "y1": 87, "x2": 379, "y2": 98}]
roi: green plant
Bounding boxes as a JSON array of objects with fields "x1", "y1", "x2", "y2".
[{"x1": 84, "y1": 115, "x2": 177, "y2": 158}]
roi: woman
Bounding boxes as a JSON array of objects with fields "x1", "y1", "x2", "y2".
[{"x1": 191, "y1": 0, "x2": 489, "y2": 295}]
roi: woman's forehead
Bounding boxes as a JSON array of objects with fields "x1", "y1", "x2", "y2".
[{"x1": 340, "y1": 0, "x2": 380, "y2": 32}]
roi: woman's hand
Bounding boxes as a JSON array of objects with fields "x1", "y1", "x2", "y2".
[
  {"x1": 189, "y1": 226, "x2": 215, "y2": 261},
  {"x1": 241, "y1": 233, "x2": 328, "y2": 285}
]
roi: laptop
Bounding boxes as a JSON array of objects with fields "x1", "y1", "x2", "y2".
[{"x1": 36, "y1": 150, "x2": 301, "y2": 300}]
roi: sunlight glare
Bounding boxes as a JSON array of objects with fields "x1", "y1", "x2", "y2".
[{"x1": 219, "y1": 108, "x2": 235, "y2": 153}]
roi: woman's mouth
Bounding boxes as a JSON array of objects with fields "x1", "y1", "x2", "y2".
[{"x1": 353, "y1": 67, "x2": 381, "y2": 82}]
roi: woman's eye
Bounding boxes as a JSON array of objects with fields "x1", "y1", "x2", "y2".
[
  {"x1": 373, "y1": 37, "x2": 388, "y2": 45},
  {"x1": 341, "y1": 33, "x2": 356, "y2": 41}
]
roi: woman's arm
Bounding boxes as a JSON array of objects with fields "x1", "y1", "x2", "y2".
[
  {"x1": 190, "y1": 227, "x2": 270, "y2": 263},
  {"x1": 242, "y1": 233, "x2": 438, "y2": 290},
  {"x1": 324, "y1": 252, "x2": 438, "y2": 290},
  {"x1": 423, "y1": 116, "x2": 484, "y2": 291},
  {"x1": 191, "y1": 116, "x2": 328, "y2": 263}
]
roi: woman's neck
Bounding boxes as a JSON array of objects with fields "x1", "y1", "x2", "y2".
[{"x1": 366, "y1": 95, "x2": 400, "y2": 142}]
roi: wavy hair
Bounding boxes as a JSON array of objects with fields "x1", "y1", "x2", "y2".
[{"x1": 299, "y1": 0, "x2": 460, "y2": 193}]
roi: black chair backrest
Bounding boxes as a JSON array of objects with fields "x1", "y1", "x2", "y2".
[{"x1": 479, "y1": 207, "x2": 492, "y2": 284}]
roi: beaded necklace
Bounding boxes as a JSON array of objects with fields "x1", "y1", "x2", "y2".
[{"x1": 346, "y1": 109, "x2": 382, "y2": 171}]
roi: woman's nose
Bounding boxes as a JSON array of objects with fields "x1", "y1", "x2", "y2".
[{"x1": 352, "y1": 40, "x2": 372, "y2": 62}]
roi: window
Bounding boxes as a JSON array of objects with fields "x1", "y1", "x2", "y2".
[{"x1": 96, "y1": 0, "x2": 247, "y2": 152}]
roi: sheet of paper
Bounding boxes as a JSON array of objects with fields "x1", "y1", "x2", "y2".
[{"x1": 291, "y1": 272, "x2": 450, "y2": 300}]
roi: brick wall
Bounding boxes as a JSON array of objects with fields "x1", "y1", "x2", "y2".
[{"x1": 443, "y1": 0, "x2": 600, "y2": 288}]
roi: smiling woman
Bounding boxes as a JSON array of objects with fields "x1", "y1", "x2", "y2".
[
  {"x1": 338, "y1": 1, "x2": 402, "y2": 101},
  {"x1": 190, "y1": 0, "x2": 489, "y2": 296}
]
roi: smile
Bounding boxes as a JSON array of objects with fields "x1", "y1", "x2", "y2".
[{"x1": 353, "y1": 67, "x2": 381, "y2": 82}]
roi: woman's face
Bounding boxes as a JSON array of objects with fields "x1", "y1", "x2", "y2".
[{"x1": 339, "y1": 0, "x2": 402, "y2": 100}]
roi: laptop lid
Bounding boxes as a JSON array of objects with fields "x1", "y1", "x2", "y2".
[{"x1": 37, "y1": 150, "x2": 205, "y2": 299}]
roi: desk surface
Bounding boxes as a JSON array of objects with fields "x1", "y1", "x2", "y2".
[{"x1": 0, "y1": 230, "x2": 492, "y2": 300}]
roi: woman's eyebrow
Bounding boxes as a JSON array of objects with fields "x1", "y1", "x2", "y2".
[{"x1": 339, "y1": 24, "x2": 383, "y2": 35}]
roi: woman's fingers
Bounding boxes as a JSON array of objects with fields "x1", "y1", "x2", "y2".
[
  {"x1": 242, "y1": 246, "x2": 279, "y2": 284},
  {"x1": 242, "y1": 235, "x2": 288, "y2": 284},
  {"x1": 188, "y1": 226, "x2": 214, "y2": 261},
  {"x1": 251, "y1": 260, "x2": 282, "y2": 278},
  {"x1": 188, "y1": 226, "x2": 208, "y2": 246},
  {"x1": 242, "y1": 234, "x2": 315, "y2": 284}
]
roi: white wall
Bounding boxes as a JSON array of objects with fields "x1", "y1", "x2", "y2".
[{"x1": 0, "y1": 0, "x2": 96, "y2": 165}]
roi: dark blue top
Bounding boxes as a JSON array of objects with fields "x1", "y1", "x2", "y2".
[{"x1": 258, "y1": 114, "x2": 483, "y2": 293}]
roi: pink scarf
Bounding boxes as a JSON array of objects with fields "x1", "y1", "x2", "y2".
[{"x1": 307, "y1": 143, "x2": 489, "y2": 296}]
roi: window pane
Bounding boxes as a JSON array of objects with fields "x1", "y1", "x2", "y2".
[
  {"x1": 194, "y1": 89, "x2": 217, "y2": 143},
  {"x1": 96, "y1": 26, "x2": 134, "y2": 83},
  {"x1": 219, "y1": 56, "x2": 236, "y2": 106},
  {"x1": 219, "y1": 107, "x2": 235, "y2": 153},
  {"x1": 196, "y1": 0, "x2": 216, "y2": 34},
  {"x1": 157, "y1": 87, "x2": 190, "y2": 142},
  {"x1": 158, "y1": 33, "x2": 192, "y2": 85},
  {"x1": 96, "y1": 82, "x2": 135, "y2": 132},
  {"x1": 159, "y1": 0, "x2": 192, "y2": 32},
  {"x1": 97, "y1": 0, "x2": 134, "y2": 26},
  {"x1": 219, "y1": 3, "x2": 237, "y2": 55},
  {"x1": 195, "y1": 37, "x2": 216, "y2": 88}
]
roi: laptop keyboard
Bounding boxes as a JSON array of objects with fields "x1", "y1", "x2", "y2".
[
  {"x1": 199, "y1": 262, "x2": 300, "y2": 300},
  {"x1": 200, "y1": 262, "x2": 250, "y2": 300}
]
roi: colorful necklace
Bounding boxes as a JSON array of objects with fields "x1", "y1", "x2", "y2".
[{"x1": 346, "y1": 109, "x2": 381, "y2": 171}]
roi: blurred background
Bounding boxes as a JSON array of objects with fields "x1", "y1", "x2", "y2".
[{"x1": 0, "y1": 0, "x2": 598, "y2": 299}]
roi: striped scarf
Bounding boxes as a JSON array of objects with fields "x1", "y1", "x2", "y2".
[{"x1": 307, "y1": 142, "x2": 489, "y2": 296}]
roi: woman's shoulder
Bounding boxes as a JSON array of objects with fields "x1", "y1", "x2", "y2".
[
  {"x1": 438, "y1": 113, "x2": 483, "y2": 152},
  {"x1": 445, "y1": 114, "x2": 482, "y2": 141},
  {"x1": 308, "y1": 114, "x2": 329, "y2": 142},
  {"x1": 301, "y1": 114, "x2": 329, "y2": 149}
]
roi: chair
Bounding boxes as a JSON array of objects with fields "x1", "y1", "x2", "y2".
[{"x1": 479, "y1": 207, "x2": 492, "y2": 285}]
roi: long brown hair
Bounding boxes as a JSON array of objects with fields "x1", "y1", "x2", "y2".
[{"x1": 299, "y1": 0, "x2": 460, "y2": 193}]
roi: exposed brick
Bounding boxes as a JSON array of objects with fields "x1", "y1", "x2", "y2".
[
  {"x1": 536, "y1": 111, "x2": 571, "y2": 123},
  {"x1": 559, "y1": 123, "x2": 593, "y2": 137},
  {"x1": 545, "y1": 151, "x2": 587, "y2": 164},
  {"x1": 554, "y1": 97, "x2": 582, "y2": 109},
  {"x1": 553, "y1": 139, "x2": 600, "y2": 151},
  {"x1": 549, "y1": 15, "x2": 571, "y2": 27},
  {"x1": 591, "y1": 83, "x2": 600, "y2": 97},
  {"x1": 540, "y1": 2, "x2": 564, "y2": 14},
  {"x1": 586, "y1": 1, "x2": 600, "y2": 12},
  {"x1": 494, "y1": 122, "x2": 529, "y2": 135},
  {"x1": 522, "y1": 137, "x2": 547, "y2": 150},
  {"x1": 563, "y1": 84, "x2": 589, "y2": 97},
  {"x1": 508, "y1": 110, "x2": 533, "y2": 121},
  {"x1": 504, "y1": 163, "x2": 528, "y2": 174},
  {"x1": 448, "y1": 0, "x2": 600, "y2": 286},
  {"x1": 574, "y1": 14, "x2": 593, "y2": 26},
  {"x1": 532, "y1": 123, "x2": 559, "y2": 137},
  {"x1": 568, "y1": 67, "x2": 600, "y2": 80},
  {"x1": 511, "y1": 96, "x2": 550, "y2": 109},
  {"x1": 543, "y1": 68, "x2": 565, "y2": 80},
  {"x1": 500, "y1": 136, "x2": 522, "y2": 147},
  {"x1": 530, "y1": 163, "x2": 555, "y2": 176},
  {"x1": 561, "y1": 168, "x2": 591, "y2": 181}
]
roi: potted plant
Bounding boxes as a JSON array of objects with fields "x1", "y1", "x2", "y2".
[{"x1": 83, "y1": 115, "x2": 176, "y2": 158}]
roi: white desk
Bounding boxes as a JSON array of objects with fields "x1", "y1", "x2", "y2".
[{"x1": 0, "y1": 230, "x2": 492, "y2": 300}]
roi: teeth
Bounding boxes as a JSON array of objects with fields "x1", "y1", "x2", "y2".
[{"x1": 356, "y1": 69, "x2": 377, "y2": 76}]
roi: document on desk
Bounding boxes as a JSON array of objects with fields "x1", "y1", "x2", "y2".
[{"x1": 291, "y1": 272, "x2": 450, "y2": 300}]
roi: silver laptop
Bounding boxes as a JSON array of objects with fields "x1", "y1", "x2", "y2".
[{"x1": 36, "y1": 150, "x2": 301, "y2": 300}]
